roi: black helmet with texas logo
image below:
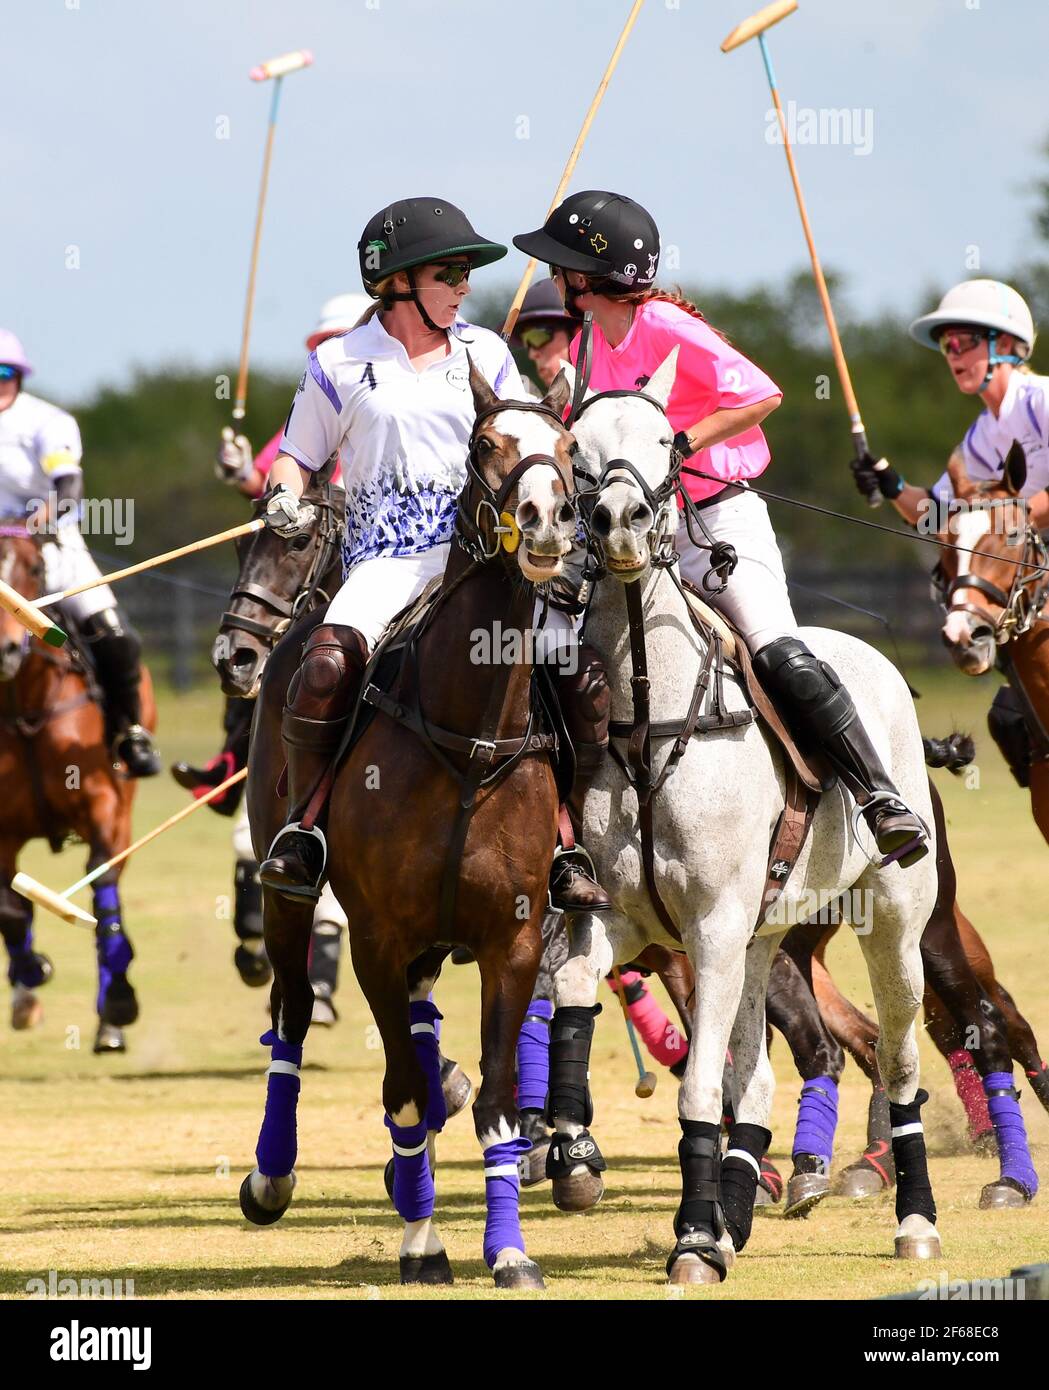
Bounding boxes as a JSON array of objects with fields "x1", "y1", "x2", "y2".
[{"x1": 513, "y1": 191, "x2": 660, "y2": 296}]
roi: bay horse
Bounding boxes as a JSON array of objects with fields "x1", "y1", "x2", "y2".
[
  {"x1": 239, "y1": 364, "x2": 579, "y2": 1289},
  {"x1": 551, "y1": 353, "x2": 940, "y2": 1284},
  {"x1": 936, "y1": 443, "x2": 1049, "y2": 839},
  {"x1": 0, "y1": 522, "x2": 156, "y2": 1051}
]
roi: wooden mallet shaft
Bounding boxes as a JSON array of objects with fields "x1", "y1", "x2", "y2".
[
  {"x1": 501, "y1": 0, "x2": 646, "y2": 340},
  {"x1": 35, "y1": 519, "x2": 264, "y2": 608},
  {"x1": 0, "y1": 576, "x2": 67, "y2": 647},
  {"x1": 12, "y1": 768, "x2": 248, "y2": 926}
]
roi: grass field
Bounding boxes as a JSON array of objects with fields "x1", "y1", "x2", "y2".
[{"x1": 2, "y1": 665, "x2": 1047, "y2": 1300}]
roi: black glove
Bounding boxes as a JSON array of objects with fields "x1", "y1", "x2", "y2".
[{"x1": 851, "y1": 450, "x2": 903, "y2": 501}]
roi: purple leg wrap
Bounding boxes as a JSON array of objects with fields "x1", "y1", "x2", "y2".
[
  {"x1": 410, "y1": 999, "x2": 447, "y2": 1133},
  {"x1": 255, "y1": 1029, "x2": 302, "y2": 1177},
  {"x1": 5, "y1": 920, "x2": 46, "y2": 987},
  {"x1": 93, "y1": 884, "x2": 132, "y2": 1014},
  {"x1": 386, "y1": 1117, "x2": 434, "y2": 1222},
  {"x1": 984, "y1": 1071, "x2": 1038, "y2": 1196},
  {"x1": 516, "y1": 997, "x2": 553, "y2": 1113},
  {"x1": 483, "y1": 1137, "x2": 531, "y2": 1268},
  {"x1": 429, "y1": 991, "x2": 440, "y2": 1042},
  {"x1": 792, "y1": 1075, "x2": 839, "y2": 1166}
]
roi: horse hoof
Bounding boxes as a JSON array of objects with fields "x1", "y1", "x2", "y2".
[
  {"x1": 93, "y1": 1022, "x2": 126, "y2": 1053},
  {"x1": 753, "y1": 1182, "x2": 773, "y2": 1207},
  {"x1": 894, "y1": 1214, "x2": 941, "y2": 1260},
  {"x1": 494, "y1": 1260, "x2": 545, "y2": 1291},
  {"x1": 439, "y1": 1057, "x2": 473, "y2": 1119},
  {"x1": 311, "y1": 994, "x2": 338, "y2": 1027},
  {"x1": 11, "y1": 987, "x2": 43, "y2": 1031},
  {"x1": 667, "y1": 1254, "x2": 724, "y2": 1285},
  {"x1": 519, "y1": 1136, "x2": 552, "y2": 1187},
  {"x1": 979, "y1": 1180, "x2": 1031, "y2": 1210},
  {"x1": 239, "y1": 1169, "x2": 295, "y2": 1226},
  {"x1": 399, "y1": 1251, "x2": 454, "y2": 1285},
  {"x1": 551, "y1": 1169, "x2": 604, "y2": 1212},
  {"x1": 234, "y1": 943, "x2": 272, "y2": 989},
  {"x1": 100, "y1": 975, "x2": 139, "y2": 1027},
  {"x1": 835, "y1": 1164, "x2": 891, "y2": 1199},
  {"x1": 783, "y1": 1172, "x2": 830, "y2": 1218}
]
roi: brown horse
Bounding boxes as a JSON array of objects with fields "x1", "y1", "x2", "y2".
[
  {"x1": 0, "y1": 524, "x2": 156, "y2": 1050},
  {"x1": 239, "y1": 365, "x2": 580, "y2": 1289},
  {"x1": 936, "y1": 443, "x2": 1049, "y2": 839}
]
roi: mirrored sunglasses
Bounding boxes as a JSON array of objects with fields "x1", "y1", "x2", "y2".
[
  {"x1": 938, "y1": 329, "x2": 985, "y2": 358},
  {"x1": 0, "y1": 365, "x2": 20, "y2": 381},
  {"x1": 432, "y1": 262, "x2": 471, "y2": 287},
  {"x1": 521, "y1": 327, "x2": 554, "y2": 350}
]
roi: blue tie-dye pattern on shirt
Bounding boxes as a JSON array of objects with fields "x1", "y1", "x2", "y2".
[{"x1": 340, "y1": 476, "x2": 461, "y2": 574}]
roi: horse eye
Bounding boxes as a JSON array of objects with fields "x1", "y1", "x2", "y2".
[
  {"x1": 476, "y1": 435, "x2": 493, "y2": 454},
  {"x1": 291, "y1": 534, "x2": 312, "y2": 551}
]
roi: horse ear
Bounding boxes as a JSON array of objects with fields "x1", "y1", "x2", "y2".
[
  {"x1": 542, "y1": 368, "x2": 570, "y2": 418},
  {"x1": 1004, "y1": 440, "x2": 1027, "y2": 496},
  {"x1": 467, "y1": 351, "x2": 498, "y2": 416},
  {"x1": 946, "y1": 449, "x2": 974, "y2": 500},
  {"x1": 645, "y1": 346, "x2": 680, "y2": 409}
]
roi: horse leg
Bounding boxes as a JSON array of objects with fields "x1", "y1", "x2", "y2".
[
  {"x1": 238, "y1": 886, "x2": 315, "y2": 1227},
  {"x1": 475, "y1": 929, "x2": 546, "y2": 1291},
  {"x1": 1027, "y1": 756, "x2": 1049, "y2": 846},
  {"x1": 308, "y1": 883, "x2": 344, "y2": 1026},
  {"x1": 0, "y1": 856, "x2": 51, "y2": 1030},
  {"x1": 765, "y1": 948, "x2": 844, "y2": 1218},
  {"x1": 924, "y1": 983, "x2": 994, "y2": 1152},
  {"x1": 721, "y1": 934, "x2": 781, "y2": 1252},
  {"x1": 88, "y1": 859, "x2": 138, "y2": 1054},
  {"x1": 232, "y1": 806, "x2": 270, "y2": 989},
  {"x1": 855, "y1": 892, "x2": 941, "y2": 1260},
  {"x1": 953, "y1": 905, "x2": 1049, "y2": 1117},
  {"x1": 547, "y1": 909, "x2": 616, "y2": 1213},
  {"x1": 922, "y1": 783, "x2": 1038, "y2": 1206},
  {"x1": 668, "y1": 903, "x2": 751, "y2": 1286}
]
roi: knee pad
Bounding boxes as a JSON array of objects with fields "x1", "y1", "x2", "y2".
[
  {"x1": 288, "y1": 625, "x2": 366, "y2": 719},
  {"x1": 987, "y1": 686, "x2": 1033, "y2": 788},
  {"x1": 753, "y1": 637, "x2": 854, "y2": 739},
  {"x1": 555, "y1": 645, "x2": 610, "y2": 746}
]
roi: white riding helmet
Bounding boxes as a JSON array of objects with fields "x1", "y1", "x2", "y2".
[
  {"x1": 909, "y1": 279, "x2": 1035, "y2": 354},
  {"x1": 305, "y1": 293, "x2": 373, "y2": 350}
]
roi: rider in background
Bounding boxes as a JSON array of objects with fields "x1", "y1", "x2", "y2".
[
  {"x1": 0, "y1": 329, "x2": 159, "y2": 777},
  {"x1": 514, "y1": 192, "x2": 929, "y2": 867},
  {"x1": 850, "y1": 280, "x2": 1048, "y2": 785},
  {"x1": 510, "y1": 279, "x2": 576, "y2": 393}
]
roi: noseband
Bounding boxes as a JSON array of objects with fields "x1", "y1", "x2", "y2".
[
  {"x1": 943, "y1": 497, "x2": 1049, "y2": 644},
  {"x1": 455, "y1": 398, "x2": 575, "y2": 564}
]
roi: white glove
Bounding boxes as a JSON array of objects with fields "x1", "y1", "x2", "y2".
[
  {"x1": 216, "y1": 426, "x2": 254, "y2": 484},
  {"x1": 263, "y1": 483, "x2": 316, "y2": 537}
]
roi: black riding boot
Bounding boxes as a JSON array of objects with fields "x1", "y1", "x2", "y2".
[
  {"x1": 259, "y1": 624, "x2": 367, "y2": 901},
  {"x1": 752, "y1": 637, "x2": 929, "y2": 867},
  {"x1": 82, "y1": 610, "x2": 160, "y2": 777},
  {"x1": 550, "y1": 645, "x2": 612, "y2": 913},
  {"x1": 171, "y1": 695, "x2": 254, "y2": 814}
]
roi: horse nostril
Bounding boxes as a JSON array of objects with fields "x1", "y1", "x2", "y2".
[
  {"x1": 590, "y1": 503, "x2": 612, "y2": 540},
  {"x1": 558, "y1": 501, "x2": 575, "y2": 527},
  {"x1": 626, "y1": 500, "x2": 654, "y2": 533},
  {"x1": 516, "y1": 500, "x2": 539, "y2": 531}
]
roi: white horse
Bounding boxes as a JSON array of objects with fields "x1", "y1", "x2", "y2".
[{"x1": 547, "y1": 351, "x2": 941, "y2": 1284}]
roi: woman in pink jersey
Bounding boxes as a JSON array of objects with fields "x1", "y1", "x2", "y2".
[{"x1": 514, "y1": 191, "x2": 928, "y2": 866}]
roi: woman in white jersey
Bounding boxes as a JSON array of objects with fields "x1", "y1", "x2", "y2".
[
  {"x1": 0, "y1": 329, "x2": 159, "y2": 776},
  {"x1": 257, "y1": 199, "x2": 601, "y2": 907},
  {"x1": 852, "y1": 279, "x2": 1049, "y2": 780}
]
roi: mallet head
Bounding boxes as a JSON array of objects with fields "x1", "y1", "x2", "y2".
[
  {"x1": 721, "y1": 0, "x2": 798, "y2": 53},
  {"x1": 11, "y1": 872, "x2": 96, "y2": 926},
  {"x1": 635, "y1": 1070, "x2": 658, "y2": 1100},
  {"x1": 250, "y1": 50, "x2": 314, "y2": 82}
]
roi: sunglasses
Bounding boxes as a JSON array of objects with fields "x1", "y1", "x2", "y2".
[
  {"x1": 521, "y1": 327, "x2": 554, "y2": 350},
  {"x1": 432, "y1": 261, "x2": 471, "y2": 287},
  {"x1": 0, "y1": 365, "x2": 20, "y2": 381},
  {"x1": 938, "y1": 329, "x2": 985, "y2": 358}
]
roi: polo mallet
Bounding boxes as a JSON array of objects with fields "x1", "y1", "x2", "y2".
[
  {"x1": 0, "y1": 577, "x2": 66, "y2": 647},
  {"x1": 233, "y1": 49, "x2": 314, "y2": 421},
  {"x1": 722, "y1": 2, "x2": 881, "y2": 505},
  {"x1": 501, "y1": 0, "x2": 645, "y2": 339},
  {"x1": 611, "y1": 967, "x2": 657, "y2": 1098},
  {"x1": 12, "y1": 767, "x2": 248, "y2": 927},
  {"x1": 32, "y1": 519, "x2": 265, "y2": 610}
]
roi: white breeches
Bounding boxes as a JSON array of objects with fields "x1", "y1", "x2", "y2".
[
  {"x1": 42, "y1": 527, "x2": 116, "y2": 623},
  {"x1": 675, "y1": 487, "x2": 799, "y2": 654}
]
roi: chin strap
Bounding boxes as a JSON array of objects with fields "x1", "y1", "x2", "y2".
[
  {"x1": 979, "y1": 330, "x2": 1025, "y2": 391},
  {"x1": 383, "y1": 267, "x2": 444, "y2": 334}
]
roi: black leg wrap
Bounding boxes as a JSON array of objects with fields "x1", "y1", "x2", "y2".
[
  {"x1": 546, "y1": 1004, "x2": 601, "y2": 1128},
  {"x1": 233, "y1": 859, "x2": 263, "y2": 942},
  {"x1": 721, "y1": 1123, "x2": 771, "y2": 1252},
  {"x1": 667, "y1": 1119, "x2": 727, "y2": 1279},
  {"x1": 546, "y1": 1130, "x2": 607, "y2": 1178},
  {"x1": 889, "y1": 1090, "x2": 936, "y2": 1225}
]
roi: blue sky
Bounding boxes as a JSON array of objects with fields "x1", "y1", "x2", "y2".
[{"x1": 4, "y1": 0, "x2": 1047, "y2": 403}]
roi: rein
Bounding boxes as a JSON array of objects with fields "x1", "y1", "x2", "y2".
[{"x1": 943, "y1": 497, "x2": 1049, "y2": 645}]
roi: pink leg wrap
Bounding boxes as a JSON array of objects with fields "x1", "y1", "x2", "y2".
[
  {"x1": 609, "y1": 971, "x2": 688, "y2": 1069},
  {"x1": 948, "y1": 1049, "x2": 992, "y2": 1140}
]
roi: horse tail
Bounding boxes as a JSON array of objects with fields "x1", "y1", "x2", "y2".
[{"x1": 922, "y1": 731, "x2": 975, "y2": 774}]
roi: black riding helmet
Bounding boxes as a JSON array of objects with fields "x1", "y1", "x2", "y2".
[
  {"x1": 358, "y1": 197, "x2": 507, "y2": 331},
  {"x1": 509, "y1": 278, "x2": 575, "y2": 347},
  {"x1": 513, "y1": 191, "x2": 660, "y2": 297}
]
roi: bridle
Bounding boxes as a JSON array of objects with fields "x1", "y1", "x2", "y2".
[
  {"x1": 221, "y1": 482, "x2": 343, "y2": 647},
  {"x1": 454, "y1": 397, "x2": 576, "y2": 564},
  {"x1": 943, "y1": 496, "x2": 1049, "y2": 646}
]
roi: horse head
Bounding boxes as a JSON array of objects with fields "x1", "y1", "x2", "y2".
[
  {"x1": 213, "y1": 458, "x2": 344, "y2": 699},
  {"x1": 0, "y1": 522, "x2": 45, "y2": 681},
  {"x1": 564, "y1": 347, "x2": 680, "y2": 583},
  {"x1": 461, "y1": 355, "x2": 578, "y2": 583},
  {"x1": 937, "y1": 441, "x2": 1043, "y2": 675}
]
